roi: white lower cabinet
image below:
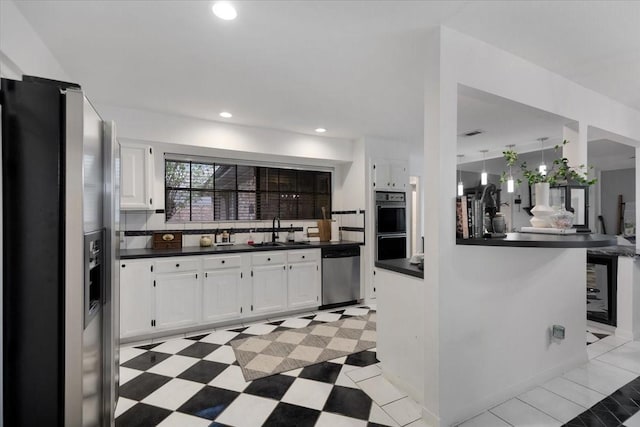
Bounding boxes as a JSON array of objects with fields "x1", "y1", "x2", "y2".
[
  {"x1": 120, "y1": 259, "x2": 153, "y2": 338},
  {"x1": 202, "y1": 268, "x2": 243, "y2": 322},
  {"x1": 119, "y1": 248, "x2": 337, "y2": 340},
  {"x1": 154, "y1": 271, "x2": 199, "y2": 330},
  {"x1": 251, "y1": 263, "x2": 287, "y2": 315},
  {"x1": 287, "y1": 250, "x2": 320, "y2": 309},
  {"x1": 370, "y1": 268, "x2": 378, "y2": 299}
]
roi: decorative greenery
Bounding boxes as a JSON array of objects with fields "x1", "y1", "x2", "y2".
[
  {"x1": 499, "y1": 149, "x2": 522, "y2": 186},
  {"x1": 501, "y1": 139, "x2": 597, "y2": 187}
]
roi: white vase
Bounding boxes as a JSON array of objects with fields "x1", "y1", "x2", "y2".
[{"x1": 530, "y1": 182, "x2": 554, "y2": 228}]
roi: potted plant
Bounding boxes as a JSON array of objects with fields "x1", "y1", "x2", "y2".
[{"x1": 501, "y1": 140, "x2": 596, "y2": 228}]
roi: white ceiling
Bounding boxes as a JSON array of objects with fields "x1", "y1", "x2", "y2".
[
  {"x1": 457, "y1": 85, "x2": 576, "y2": 161},
  {"x1": 11, "y1": 0, "x2": 640, "y2": 146},
  {"x1": 458, "y1": 88, "x2": 637, "y2": 172}
]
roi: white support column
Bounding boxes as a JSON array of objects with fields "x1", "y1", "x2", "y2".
[
  {"x1": 562, "y1": 123, "x2": 588, "y2": 175},
  {"x1": 563, "y1": 123, "x2": 592, "y2": 229},
  {"x1": 421, "y1": 28, "x2": 445, "y2": 427},
  {"x1": 637, "y1": 147, "x2": 640, "y2": 251}
]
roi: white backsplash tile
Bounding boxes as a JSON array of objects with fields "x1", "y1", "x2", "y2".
[
  {"x1": 127, "y1": 236, "x2": 151, "y2": 249},
  {"x1": 147, "y1": 213, "x2": 166, "y2": 231},
  {"x1": 183, "y1": 235, "x2": 201, "y2": 247},
  {"x1": 124, "y1": 212, "x2": 148, "y2": 231},
  {"x1": 184, "y1": 222, "x2": 202, "y2": 230},
  {"x1": 166, "y1": 222, "x2": 184, "y2": 230}
]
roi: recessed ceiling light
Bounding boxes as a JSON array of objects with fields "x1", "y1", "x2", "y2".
[
  {"x1": 315, "y1": 128, "x2": 327, "y2": 133},
  {"x1": 212, "y1": 2, "x2": 237, "y2": 20},
  {"x1": 219, "y1": 111, "x2": 232, "y2": 118}
]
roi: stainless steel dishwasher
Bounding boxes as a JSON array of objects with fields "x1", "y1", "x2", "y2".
[{"x1": 321, "y1": 245, "x2": 361, "y2": 307}]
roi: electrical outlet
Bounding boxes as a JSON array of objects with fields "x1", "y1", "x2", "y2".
[{"x1": 552, "y1": 325, "x2": 565, "y2": 340}]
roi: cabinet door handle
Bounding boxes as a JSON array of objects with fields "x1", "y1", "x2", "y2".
[
  {"x1": 121, "y1": 264, "x2": 126, "y2": 268},
  {"x1": 221, "y1": 260, "x2": 225, "y2": 264},
  {"x1": 301, "y1": 255, "x2": 305, "y2": 259},
  {"x1": 205, "y1": 272, "x2": 208, "y2": 278},
  {"x1": 267, "y1": 257, "x2": 271, "y2": 261},
  {"x1": 176, "y1": 263, "x2": 180, "y2": 268},
  {"x1": 289, "y1": 265, "x2": 292, "y2": 269}
]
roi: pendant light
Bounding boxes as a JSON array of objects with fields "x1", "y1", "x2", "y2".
[
  {"x1": 506, "y1": 144, "x2": 515, "y2": 193},
  {"x1": 480, "y1": 149, "x2": 488, "y2": 185},
  {"x1": 457, "y1": 154, "x2": 464, "y2": 196},
  {"x1": 538, "y1": 137, "x2": 548, "y2": 176}
]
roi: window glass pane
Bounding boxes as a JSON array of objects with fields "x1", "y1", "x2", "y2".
[
  {"x1": 259, "y1": 193, "x2": 279, "y2": 220},
  {"x1": 215, "y1": 164, "x2": 237, "y2": 190},
  {"x1": 298, "y1": 193, "x2": 315, "y2": 219},
  {"x1": 166, "y1": 189, "x2": 190, "y2": 222},
  {"x1": 165, "y1": 158, "x2": 330, "y2": 222},
  {"x1": 192, "y1": 162, "x2": 214, "y2": 189},
  {"x1": 258, "y1": 168, "x2": 278, "y2": 192},
  {"x1": 279, "y1": 169, "x2": 297, "y2": 192},
  {"x1": 214, "y1": 191, "x2": 237, "y2": 221},
  {"x1": 165, "y1": 161, "x2": 190, "y2": 188},
  {"x1": 238, "y1": 165, "x2": 256, "y2": 191},
  {"x1": 316, "y1": 172, "x2": 331, "y2": 194},
  {"x1": 298, "y1": 171, "x2": 315, "y2": 193},
  {"x1": 238, "y1": 192, "x2": 256, "y2": 220},
  {"x1": 315, "y1": 194, "x2": 331, "y2": 218},
  {"x1": 280, "y1": 193, "x2": 297, "y2": 219},
  {"x1": 191, "y1": 190, "x2": 214, "y2": 222}
]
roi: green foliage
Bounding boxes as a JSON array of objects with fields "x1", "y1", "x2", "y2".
[
  {"x1": 501, "y1": 139, "x2": 597, "y2": 187},
  {"x1": 502, "y1": 149, "x2": 518, "y2": 166}
]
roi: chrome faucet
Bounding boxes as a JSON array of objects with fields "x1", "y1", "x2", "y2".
[{"x1": 272, "y1": 217, "x2": 281, "y2": 242}]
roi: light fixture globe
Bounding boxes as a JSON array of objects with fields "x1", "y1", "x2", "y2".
[{"x1": 212, "y1": 2, "x2": 237, "y2": 20}]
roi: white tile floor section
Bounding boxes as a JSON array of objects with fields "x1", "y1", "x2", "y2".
[
  {"x1": 117, "y1": 304, "x2": 433, "y2": 426},
  {"x1": 458, "y1": 331, "x2": 640, "y2": 426},
  {"x1": 118, "y1": 307, "x2": 640, "y2": 427}
]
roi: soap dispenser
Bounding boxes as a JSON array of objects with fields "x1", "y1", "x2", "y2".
[{"x1": 287, "y1": 225, "x2": 295, "y2": 242}]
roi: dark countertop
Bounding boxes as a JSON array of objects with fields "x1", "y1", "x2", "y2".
[
  {"x1": 456, "y1": 233, "x2": 617, "y2": 248},
  {"x1": 587, "y1": 245, "x2": 639, "y2": 258},
  {"x1": 375, "y1": 258, "x2": 423, "y2": 279},
  {"x1": 119, "y1": 240, "x2": 363, "y2": 259}
]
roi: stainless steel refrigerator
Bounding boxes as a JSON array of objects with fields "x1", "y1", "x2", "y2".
[{"x1": 2, "y1": 76, "x2": 120, "y2": 426}]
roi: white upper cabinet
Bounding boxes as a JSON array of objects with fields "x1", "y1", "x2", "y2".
[
  {"x1": 120, "y1": 142, "x2": 154, "y2": 210},
  {"x1": 373, "y1": 159, "x2": 408, "y2": 191}
]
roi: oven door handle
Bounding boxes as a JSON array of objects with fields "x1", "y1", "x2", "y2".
[{"x1": 377, "y1": 234, "x2": 406, "y2": 239}]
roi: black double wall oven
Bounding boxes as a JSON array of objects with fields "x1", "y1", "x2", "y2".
[{"x1": 375, "y1": 191, "x2": 407, "y2": 260}]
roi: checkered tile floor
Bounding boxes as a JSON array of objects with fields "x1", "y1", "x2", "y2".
[
  {"x1": 587, "y1": 329, "x2": 612, "y2": 346},
  {"x1": 116, "y1": 305, "x2": 415, "y2": 426}
]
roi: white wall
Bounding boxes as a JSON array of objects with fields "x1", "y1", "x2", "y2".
[
  {"x1": 421, "y1": 26, "x2": 640, "y2": 426},
  {"x1": 600, "y1": 168, "x2": 635, "y2": 235},
  {"x1": 0, "y1": 0, "x2": 70, "y2": 81},
  {"x1": 377, "y1": 268, "x2": 424, "y2": 403},
  {"x1": 97, "y1": 105, "x2": 352, "y2": 165}
]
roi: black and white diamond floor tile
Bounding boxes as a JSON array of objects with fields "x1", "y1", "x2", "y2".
[{"x1": 116, "y1": 305, "x2": 408, "y2": 427}]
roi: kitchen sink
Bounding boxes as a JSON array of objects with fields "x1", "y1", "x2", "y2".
[
  {"x1": 276, "y1": 241, "x2": 311, "y2": 246},
  {"x1": 249, "y1": 242, "x2": 281, "y2": 247},
  {"x1": 248, "y1": 241, "x2": 311, "y2": 248}
]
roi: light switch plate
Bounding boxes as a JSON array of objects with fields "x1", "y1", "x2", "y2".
[{"x1": 552, "y1": 325, "x2": 565, "y2": 340}]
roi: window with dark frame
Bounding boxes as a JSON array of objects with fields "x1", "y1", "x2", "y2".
[{"x1": 165, "y1": 159, "x2": 331, "y2": 222}]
